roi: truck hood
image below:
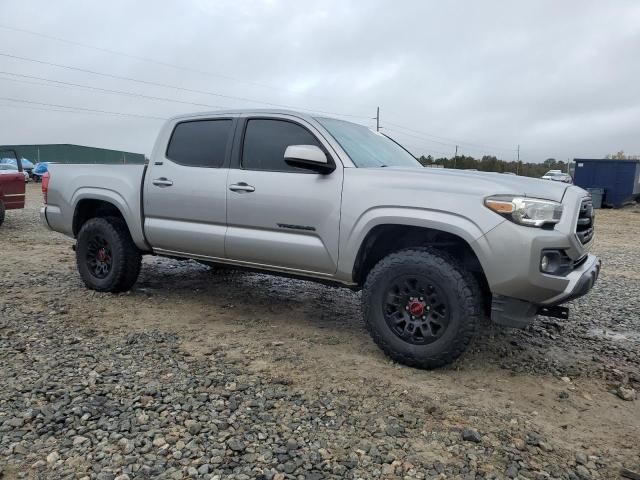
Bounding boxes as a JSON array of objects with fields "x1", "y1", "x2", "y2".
[{"x1": 379, "y1": 167, "x2": 570, "y2": 203}]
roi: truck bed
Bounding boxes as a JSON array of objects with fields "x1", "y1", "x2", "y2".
[{"x1": 44, "y1": 164, "x2": 148, "y2": 249}]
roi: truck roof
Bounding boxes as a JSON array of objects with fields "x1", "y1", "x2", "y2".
[{"x1": 167, "y1": 108, "x2": 337, "y2": 123}]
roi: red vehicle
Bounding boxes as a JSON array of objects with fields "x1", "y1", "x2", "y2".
[{"x1": 0, "y1": 149, "x2": 26, "y2": 227}]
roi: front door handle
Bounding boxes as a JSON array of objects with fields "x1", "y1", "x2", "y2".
[
  {"x1": 229, "y1": 182, "x2": 255, "y2": 193},
  {"x1": 152, "y1": 177, "x2": 173, "y2": 187}
]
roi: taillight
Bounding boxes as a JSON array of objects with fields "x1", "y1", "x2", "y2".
[{"x1": 42, "y1": 172, "x2": 50, "y2": 204}]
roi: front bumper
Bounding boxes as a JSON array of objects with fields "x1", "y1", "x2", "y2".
[
  {"x1": 491, "y1": 254, "x2": 601, "y2": 328},
  {"x1": 543, "y1": 254, "x2": 601, "y2": 305}
]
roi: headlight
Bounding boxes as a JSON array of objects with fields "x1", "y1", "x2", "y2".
[{"x1": 485, "y1": 195, "x2": 563, "y2": 227}]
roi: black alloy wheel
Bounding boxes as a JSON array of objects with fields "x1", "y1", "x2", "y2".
[
  {"x1": 383, "y1": 276, "x2": 450, "y2": 345},
  {"x1": 86, "y1": 235, "x2": 113, "y2": 279}
]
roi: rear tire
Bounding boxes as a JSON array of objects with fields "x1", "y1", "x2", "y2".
[
  {"x1": 76, "y1": 216, "x2": 142, "y2": 292},
  {"x1": 362, "y1": 247, "x2": 481, "y2": 369},
  {"x1": 0, "y1": 201, "x2": 5, "y2": 227}
]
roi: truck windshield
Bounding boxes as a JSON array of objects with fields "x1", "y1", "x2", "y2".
[{"x1": 316, "y1": 117, "x2": 422, "y2": 168}]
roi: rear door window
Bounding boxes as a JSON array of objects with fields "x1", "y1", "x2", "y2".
[{"x1": 166, "y1": 119, "x2": 233, "y2": 168}]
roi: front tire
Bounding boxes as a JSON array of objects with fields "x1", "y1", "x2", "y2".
[
  {"x1": 362, "y1": 247, "x2": 481, "y2": 369},
  {"x1": 76, "y1": 217, "x2": 142, "y2": 292},
  {"x1": 0, "y1": 200, "x2": 5, "y2": 227}
]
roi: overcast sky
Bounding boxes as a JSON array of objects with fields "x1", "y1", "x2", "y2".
[{"x1": 0, "y1": 0, "x2": 639, "y2": 162}]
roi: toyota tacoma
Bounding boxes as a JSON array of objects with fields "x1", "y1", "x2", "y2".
[{"x1": 41, "y1": 110, "x2": 600, "y2": 368}]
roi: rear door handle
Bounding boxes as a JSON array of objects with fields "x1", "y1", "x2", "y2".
[
  {"x1": 229, "y1": 182, "x2": 255, "y2": 193},
  {"x1": 152, "y1": 177, "x2": 173, "y2": 187}
]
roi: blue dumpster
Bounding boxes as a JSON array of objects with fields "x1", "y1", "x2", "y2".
[
  {"x1": 573, "y1": 159, "x2": 640, "y2": 207},
  {"x1": 586, "y1": 188, "x2": 604, "y2": 209}
]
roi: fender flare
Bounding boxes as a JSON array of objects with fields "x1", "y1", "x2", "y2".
[
  {"x1": 338, "y1": 206, "x2": 492, "y2": 281},
  {"x1": 71, "y1": 187, "x2": 147, "y2": 250}
]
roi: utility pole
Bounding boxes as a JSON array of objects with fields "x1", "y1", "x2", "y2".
[
  {"x1": 517, "y1": 144, "x2": 520, "y2": 163},
  {"x1": 376, "y1": 106, "x2": 380, "y2": 132},
  {"x1": 454, "y1": 145, "x2": 458, "y2": 169},
  {"x1": 516, "y1": 144, "x2": 520, "y2": 175}
]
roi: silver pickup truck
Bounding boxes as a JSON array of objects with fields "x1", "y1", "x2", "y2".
[{"x1": 41, "y1": 109, "x2": 601, "y2": 368}]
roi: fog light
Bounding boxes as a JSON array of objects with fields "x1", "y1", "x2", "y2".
[
  {"x1": 541, "y1": 254, "x2": 550, "y2": 272},
  {"x1": 541, "y1": 251, "x2": 561, "y2": 274},
  {"x1": 540, "y1": 250, "x2": 569, "y2": 275}
]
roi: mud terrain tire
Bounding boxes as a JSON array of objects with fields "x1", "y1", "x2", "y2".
[
  {"x1": 362, "y1": 247, "x2": 481, "y2": 369},
  {"x1": 76, "y1": 216, "x2": 142, "y2": 292}
]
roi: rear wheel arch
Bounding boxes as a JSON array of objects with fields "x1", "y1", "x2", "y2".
[{"x1": 73, "y1": 198, "x2": 127, "y2": 237}]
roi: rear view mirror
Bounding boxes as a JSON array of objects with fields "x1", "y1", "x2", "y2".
[{"x1": 284, "y1": 145, "x2": 335, "y2": 174}]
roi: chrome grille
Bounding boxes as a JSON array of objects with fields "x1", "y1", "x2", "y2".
[{"x1": 576, "y1": 198, "x2": 594, "y2": 244}]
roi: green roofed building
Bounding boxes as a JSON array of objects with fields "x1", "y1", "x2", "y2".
[{"x1": 0, "y1": 144, "x2": 145, "y2": 164}]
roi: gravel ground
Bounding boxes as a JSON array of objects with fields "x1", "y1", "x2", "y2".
[{"x1": 1, "y1": 184, "x2": 639, "y2": 479}]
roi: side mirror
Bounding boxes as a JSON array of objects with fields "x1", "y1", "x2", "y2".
[{"x1": 284, "y1": 145, "x2": 335, "y2": 174}]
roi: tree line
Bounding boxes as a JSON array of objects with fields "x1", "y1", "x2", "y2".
[
  {"x1": 416, "y1": 150, "x2": 638, "y2": 178},
  {"x1": 605, "y1": 150, "x2": 640, "y2": 160},
  {"x1": 417, "y1": 155, "x2": 569, "y2": 178}
]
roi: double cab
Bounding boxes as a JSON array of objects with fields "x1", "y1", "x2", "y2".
[{"x1": 41, "y1": 110, "x2": 601, "y2": 368}]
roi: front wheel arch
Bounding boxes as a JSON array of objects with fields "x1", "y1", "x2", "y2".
[{"x1": 351, "y1": 223, "x2": 491, "y2": 315}]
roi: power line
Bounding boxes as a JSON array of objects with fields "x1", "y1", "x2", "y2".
[
  {"x1": 376, "y1": 108, "x2": 474, "y2": 156},
  {"x1": 383, "y1": 136, "x2": 452, "y2": 157},
  {"x1": 0, "y1": 75, "x2": 54, "y2": 89},
  {"x1": 383, "y1": 126, "x2": 511, "y2": 157},
  {"x1": 0, "y1": 52, "x2": 369, "y2": 120},
  {"x1": 0, "y1": 25, "x2": 521, "y2": 151},
  {"x1": 0, "y1": 71, "x2": 225, "y2": 110},
  {"x1": 402, "y1": 144, "x2": 452, "y2": 157},
  {"x1": 386, "y1": 131, "x2": 489, "y2": 158},
  {"x1": 0, "y1": 23, "x2": 372, "y2": 114},
  {"x1": 0, "y1": 37, "x2": 519, "y2": 152},
  {"x1": 383, "y1": 127, "x2": 459, "y2": 148},
  {"x1": 382, "y1": 119, "x2": 518, "y2": 152},
  {"x1": 0, "y1": 96, "x2": 166, "y2": 120},
  {"x1": 0, "y1": 102, "x2": 137, "y2": 118},
  {"x1": 384, "y1": 119, "x2": 518, "y2": 151}
]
